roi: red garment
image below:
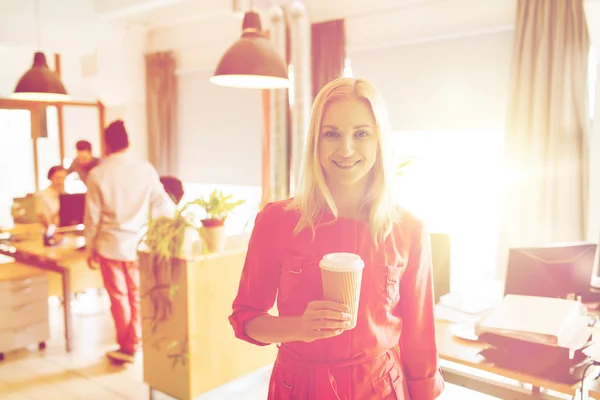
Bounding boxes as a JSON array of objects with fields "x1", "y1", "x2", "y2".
[
  {"x1": 230, "y1": 200, "x2": 444, "y2": 399},
  {"x1": 98, "y1": 255, "x2": 141, "y2": 353}
]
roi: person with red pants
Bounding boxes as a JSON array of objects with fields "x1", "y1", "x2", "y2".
[
  {"x1": 85, "y1": 120, "x2": 173, "y2": 364},
  {"x1": 230, "y1": 78, "x2": 445, "y2": 399}
]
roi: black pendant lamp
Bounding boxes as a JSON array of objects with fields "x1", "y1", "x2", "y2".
[
  {"x1": 210, "y1": 10, "x2": 290, "y2": 89},
  {"x1": 13, "y1": 52, "x2": 69, "y2": 102},
  {"x1": 12, "y1": 0, "x2": 70, "y2": 102}
]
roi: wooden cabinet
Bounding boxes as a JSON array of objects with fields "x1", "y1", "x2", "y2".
[
  {"x1": 0, "y1": 262, "x2": 49, "y2": 360},
  {"x1": 140, "y1": 248, "x2": 277, "y2": 400}
]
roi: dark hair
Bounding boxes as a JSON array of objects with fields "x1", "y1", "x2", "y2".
[
  {"x1": 104, "y1": 120, "x2": 129, "y2": 153},
  {"x1": 47, "y1": 165, "x2": 66, "y2": 180},
  {"x1": 75, "y1": 140, "x2": 92, "y2": 152},
  {"x1": 160, "y1": 176, "x2": 185, "y2": 204}
]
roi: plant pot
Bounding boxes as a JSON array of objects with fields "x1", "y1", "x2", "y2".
[{"x1": 200, "y1": 219, "x2": 226, "y2": 253}]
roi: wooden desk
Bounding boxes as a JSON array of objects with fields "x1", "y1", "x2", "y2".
[
  {"x1": 437, "y1": 319, "x2": 600, "y2": 399},
  {"x1": 0, "y1": 229, "x2": 103, "y2": 353},
  {"x1": 4, "y1": 234, "x2": 103, "y2": 297}
]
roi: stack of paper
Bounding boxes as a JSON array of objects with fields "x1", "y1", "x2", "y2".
[{"x1": 475, "y1": 295, "x2": 593, "y2": 355}]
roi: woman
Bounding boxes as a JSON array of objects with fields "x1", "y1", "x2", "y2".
[
  {"x1": 230, "y1": 77, "x2": 444, "y2": 399},
  {"x1": 37, "y1": 165, "x2": 67, "y2": 227}
]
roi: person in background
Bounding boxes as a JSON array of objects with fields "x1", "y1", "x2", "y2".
[
  {"x1": 229, "y1": 78, "x2": 444, "y2": 399},
  {"x1": 37, "y1": 165, "x2": 67, "y2": 227},
  {"x1": 67, "y1": 140, "x2": 101, "y2": 185},
  {"x1": 159, "y1": 176, "x2": 185, "y2": 205},
  {"x1": 84, "y1": 120, "x2": 173, "y2": 364}
]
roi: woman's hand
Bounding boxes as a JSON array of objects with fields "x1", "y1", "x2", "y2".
[{"x1": 298, "y1": 300, "x2": 352, "y2": 343}]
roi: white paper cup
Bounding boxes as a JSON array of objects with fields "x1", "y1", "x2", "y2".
[{"x1": 319, "y1": 252, "x2": 365, "y2": 329}]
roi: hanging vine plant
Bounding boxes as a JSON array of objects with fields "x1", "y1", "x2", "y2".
[{"x1": 139, "y1": 207, "x2": 200, "y2": 368}]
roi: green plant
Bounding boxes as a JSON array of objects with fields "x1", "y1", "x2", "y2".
[
  {"x1": 396, "y1": 157, "x2": 413, "y2": 176},
  {"x1": 183, "y1": 189, "x2": 245, "y2": 222},
  {"x1": 144, "y1": 213, "x2": 189, "y2": 263},
  {"x1": 139, "y1": 208, "x2": 198, "y2": 369}
]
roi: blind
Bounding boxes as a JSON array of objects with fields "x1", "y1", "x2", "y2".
[
  {"x1": 349, "y1": 31, "x2": 514, "y2": 132},
  {"x1": 176, "y1": 69, "x2": 263, "y2": 185}
]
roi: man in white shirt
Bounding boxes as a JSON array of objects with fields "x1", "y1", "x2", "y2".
[{"x1": 84, "y1": 119, "x2": 173, "y2": 364}]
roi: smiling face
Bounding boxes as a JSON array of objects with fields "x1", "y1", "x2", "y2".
[{"x1": 318, "y1": 97, "x2": 379, "y2": 191}]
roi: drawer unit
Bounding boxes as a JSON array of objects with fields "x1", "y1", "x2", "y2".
[
  {"x1": 0, "y1": 262, "x2": 49, "y2": 360},
  {"x1": 0, "y1": 274, "x2": 48, "y2": 306},
  {"x1": 0, "y1": 300, "x2": 49, "y2": 330},
  {"x1": 0, "y1": 321, "x2": 49, "y2": 354}
]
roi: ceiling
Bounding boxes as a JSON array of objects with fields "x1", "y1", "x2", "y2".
[
  {"x1": 94, "y1": 0, "x2": 486, "y2": 29},
  {"x1": 5, "y1": 0, "x2": 600, "y2": 55},
  {"x1": 3, "y1": 0, "x2": 474, "y2": 52}
]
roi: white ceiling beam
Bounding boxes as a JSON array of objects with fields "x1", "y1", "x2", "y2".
[{"x1": 95, "y1": 0, "x2": 187, "y2": 19}]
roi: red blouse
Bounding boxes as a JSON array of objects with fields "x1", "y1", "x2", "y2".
[{"x1": 230, "y1": 200, "x2": 444, "y2": 399}]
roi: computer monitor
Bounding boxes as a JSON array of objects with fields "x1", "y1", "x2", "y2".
[
  {"x1": 504, "y1": 243, "x2": 597, "y2": 300},
  {"x1": 11, "y1": 196, "x2": 40, "y2": 224},
  {"x1": 59, "y1": 193, "x2": 86, "y2": 227}
]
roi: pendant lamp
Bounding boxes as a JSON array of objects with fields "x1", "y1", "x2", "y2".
[
  {"x1": 12, "y1": 0, "x2": 70, "y2": 102},
  {"x1": 13, "y1": 52, "x2": 69, "y2": 101},
  {"x1": 210, "y1": 10, "x2": 290, "y2": 89}
]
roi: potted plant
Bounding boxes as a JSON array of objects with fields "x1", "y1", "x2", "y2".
[{"x1": 182, "y1": 189, "x2": 245, "y2": 253}]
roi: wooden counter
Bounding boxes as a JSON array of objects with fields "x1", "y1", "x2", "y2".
[{"x1": 140, "y1": 245, "x2": 277, "y2": 400}]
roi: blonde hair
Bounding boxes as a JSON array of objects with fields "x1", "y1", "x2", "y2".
[{"x1": 287, "y1": 77, "x2": 398, "y2": 245}]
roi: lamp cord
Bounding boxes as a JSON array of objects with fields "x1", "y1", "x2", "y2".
[{"x1": 34, "y1": 0, "x2": 41, "y2": 50}]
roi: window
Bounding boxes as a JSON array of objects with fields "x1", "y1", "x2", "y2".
[
  {"x1": 36, "y1": 106, "x2": 61, "y2": 190},
  {"x1": 62, "y1": 156, "x2": 87, "y2": 194},
  {"x1": 342, "y1": 58, "x2": 354, "y2": 77},
  {"x1": 391, "y1": 130, "x2": 505, "y2": 296},
  {"x1": 181, "y1": 183, "x2": 261, "y2": 236},
  {"x1": 0, "y1": 109, "x2": 35, "y2": 227}
]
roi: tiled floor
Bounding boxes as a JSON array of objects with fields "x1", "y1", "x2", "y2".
[{"x1": 0, "y1": 291, "x2": 495, "y2": 399}]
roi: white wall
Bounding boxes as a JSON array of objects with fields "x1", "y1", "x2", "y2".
[
  {"x1": 176, "y1": 70, "x2": 262, "y2": 185},
  {"x1": 147, "y1": 13, "x2": 242, "y2": 73},
  {"x1": 0, "y1": 0, "x2": 116, "y2": 55},
  {"x1": 147, "y1": 13, "x2": 262, "y2": 185},
  {"x1": 343, "y1": 0, "x2": 514, "y2": 51},
  {"x1": 350, "y1": 30, "x2": 513, "y2": 132}
]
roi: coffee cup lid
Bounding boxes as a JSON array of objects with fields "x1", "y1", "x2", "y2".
[{"x1": 319, "y1": 252, "x2": 365, "y2": 272}]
